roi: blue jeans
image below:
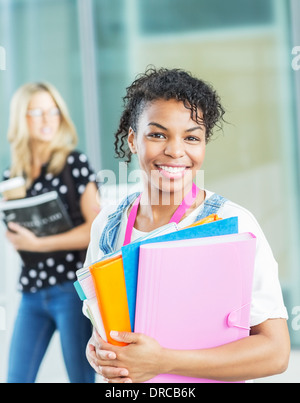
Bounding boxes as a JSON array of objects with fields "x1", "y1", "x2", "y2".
[{"x1": 7, "y1": 281, "x2": 95, "y2": 383}]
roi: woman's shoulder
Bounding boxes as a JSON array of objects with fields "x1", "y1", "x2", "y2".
[
  {"x1": 206, "y1": 190, "x2": 266, "y2": 237},
  {"x1": 66, "y1": 149, "x2": 89, "y2": 166},
  {"x1": 85, "y1": 205, "x2": 116, "y2": 266},
  {"x1": 93, "y1": 204, "x2": 119, "y2": 227},
  {"x1": 92, "y1": 191, "x2": 139, "y2": 232},
  {"x1": 64, "y1": 149, "x2": 96, "y2": 186}
]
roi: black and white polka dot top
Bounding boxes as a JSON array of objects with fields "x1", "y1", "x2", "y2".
[{"x1": 3, "y1": 150, "x2": 97, "y2": 293}]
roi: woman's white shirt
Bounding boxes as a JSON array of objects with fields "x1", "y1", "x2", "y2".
[{"x1": 85, "y1": 190, "x2": 288, "y2": 328}]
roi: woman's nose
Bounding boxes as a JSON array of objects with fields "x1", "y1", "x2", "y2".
[
  {"x1": 164, "y1": 139, "x2": 185, "y2": 158},
  {"x1": 41, "y1": 113, "x2": 51, "y2": 123}
]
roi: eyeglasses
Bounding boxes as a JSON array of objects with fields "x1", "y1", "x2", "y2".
[{"x1": 26, "y1": 107, "x2": 61, "y2": 119}]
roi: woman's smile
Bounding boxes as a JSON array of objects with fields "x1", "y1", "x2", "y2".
[{"x1": 155, "y1": 164, "x2": 191, "y2": 179}]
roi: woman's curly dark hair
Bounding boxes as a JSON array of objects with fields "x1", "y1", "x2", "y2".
[{"x1": 114, "y1": 67, "x2": 225, "y2": 163}]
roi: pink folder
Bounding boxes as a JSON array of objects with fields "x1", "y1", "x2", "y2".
[{"x1": 135, "y1": 232, "x2": 256, "y2": 383}]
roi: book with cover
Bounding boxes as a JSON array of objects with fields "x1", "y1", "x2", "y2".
[
  {"x1": 0, "y1": 191, "x2": 72, "y2": 237},
  {"x1": 74, "y1": 222, "x2": 178, "y2": 331},
  {"x1": 135, "y1": 232, "x2": 256, "y2": 383},
  {"x1": 74, "y1": 270, "x2": 107, "y2": 341},
  {"x1": 122, "y1": 216, "x2": 238, "y2": 330},
  {"x1": 89, "y1": 256, "x2": 132, "y2": 346},
  {"x1": 0, "y1": 191, "x2": 73, "y2": 266}
]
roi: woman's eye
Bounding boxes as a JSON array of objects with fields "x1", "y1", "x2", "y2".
[
  {"x1": 185, "y1": 136, "x2": 200, "y2": 142},
  {"x1": 148, "y1": 133, "x2": 166, "y2": 139}
]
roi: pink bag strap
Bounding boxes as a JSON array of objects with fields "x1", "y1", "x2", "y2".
[
  {"x1": 123, "y1": 183, "x2": 200, "y2": 246},
  {"x1": 169, "y1": 183, "x2": 199, "y2": 223},
  {"x1": 123, "y1": 193, "x2": 142, "y2": 246}
]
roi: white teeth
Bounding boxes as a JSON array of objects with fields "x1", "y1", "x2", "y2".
[{"x1": 159, "y1": 166, "x2": 186, "y2": 173}]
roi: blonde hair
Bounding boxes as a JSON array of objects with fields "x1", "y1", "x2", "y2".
[{"x1": 7, "y1": 82, "x2": 78, "y2": 187}]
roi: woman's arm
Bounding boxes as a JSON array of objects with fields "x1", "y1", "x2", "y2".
[
  {"x1": 6, "y1": 182, "x2": 99, "y2": 252},
  {"x1": 87, "y1": 318, "x2": 290, "y2": 383},
  {"x1": 158, "y1": 318, "x2": 290, "y2": 382}
]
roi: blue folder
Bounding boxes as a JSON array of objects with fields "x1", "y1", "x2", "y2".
[{"x1": 121, "y1": 216, "x2": 239, "y2": 330}]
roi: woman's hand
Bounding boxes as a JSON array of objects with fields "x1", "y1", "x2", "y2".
[
  {"x1": 86, "y1": 329, "x2": 163, "y2": 383},
  {"x1": 7, "y1": 182, "x2": 100, "y2": 254},
  {"x1": 86, "y1": 330, "x2": 130, "y2": 383},
  {"x1": 6, "y1": 222, "x2": 40, "y2": 252}
]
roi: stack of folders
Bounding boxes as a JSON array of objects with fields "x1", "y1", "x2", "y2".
[
  {"x1": 74, "y1": 214, "x2": 257, "y2": 383},
  {"x1": 75, "y1": 222, "x2": 179, "y2": 345},
  {"x1": 74, "y1": 214, "x2": 222, "y2": 339}
]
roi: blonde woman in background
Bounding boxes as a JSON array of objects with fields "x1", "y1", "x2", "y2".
[{"x1": 3, "y1": 82, "x2": 98, "y2": 383}]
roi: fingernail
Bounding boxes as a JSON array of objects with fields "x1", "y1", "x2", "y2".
[
  {"x1": 110, "y1": 330, "x2": 118, "y2": 337},
  {"x1": 120, "y1": 369, "x2": 128, "y2": 376}
]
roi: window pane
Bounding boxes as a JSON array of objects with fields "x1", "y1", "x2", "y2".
[
  {"x1": 0, "y1": 0, "x2": 86, "y2": 164},
  {"x1": 139, "y1": 0, "x2": 274, "y2": 34}
]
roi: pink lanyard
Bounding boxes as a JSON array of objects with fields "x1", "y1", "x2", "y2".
[{"x1": 123, "y1": 183, "x2": 200, "y2": 246}]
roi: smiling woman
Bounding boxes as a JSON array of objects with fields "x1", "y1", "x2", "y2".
[
  {"x1": 85, "y1": 67, "x2": 290, "y2": 383},
  {"x1": 4, "y1": 82, "x2": 99, "y2": 383}
]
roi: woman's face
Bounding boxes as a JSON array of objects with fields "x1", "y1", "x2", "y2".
[
  {"x1": 26, "y1": 91, "x2": 61, "y2": 144},
  {"x1": 128, "y1": 98, "x2": 206, "y2": 199}
]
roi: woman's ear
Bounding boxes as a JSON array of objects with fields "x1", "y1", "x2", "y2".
[{"x1": 128, "y1": 127, "x2": 137, "y2": 154}]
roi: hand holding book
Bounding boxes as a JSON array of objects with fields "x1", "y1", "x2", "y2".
[
  {"x1": 0, "y1": 191, "x2": 72, "y2": 236},
  {"x1": 89, "y1": 328, "x2": 160, "y2": 384},
  {"x1": 0, "y1": 191, "x2": 72, "y2": 264},
  {"x1": 6, "y1": 221, "x2": 41, "y2": 252}
]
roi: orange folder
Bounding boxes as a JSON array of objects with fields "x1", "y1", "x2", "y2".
[
  {"x1": 184, "y1": 214, "x2": 221, "y2": 229},
  {"x1": 89, "y1": 256, "x2": 131, "y2": 346}
]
